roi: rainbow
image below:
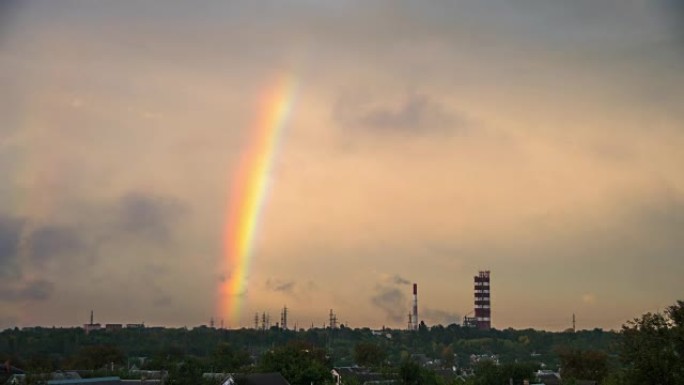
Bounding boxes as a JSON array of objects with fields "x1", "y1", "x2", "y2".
[{"x1": 219, "y1": 75, "x2": 298, "y2": 326}]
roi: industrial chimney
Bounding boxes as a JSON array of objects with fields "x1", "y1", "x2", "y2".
[
  {"x1": 474, "y1": 271, "x2": 491, "y2": 330},
  {"x1": 413, "y1": 283, "x2": 418, "y2": 331}
]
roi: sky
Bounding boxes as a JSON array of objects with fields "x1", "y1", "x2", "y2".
[{"x1": 1, "y1": 0, "x2": 683, "y2": 331}]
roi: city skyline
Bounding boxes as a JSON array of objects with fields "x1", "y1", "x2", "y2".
[{"x1": 1, "y1": 1, "x2": 683, "y2": 331}]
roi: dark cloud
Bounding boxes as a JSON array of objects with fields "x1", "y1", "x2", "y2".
[
  {"x1": 0, "y1": 215, "x2": 56, "y2": 303},
  {"x1": 266, "y1": 278, "x2": 296, "y2": 294},
  {"x1": 616, "y1": 190, "x2": 684, "y2": 267},
  {"x1": 0, "y1": 191, "x2": 188, "y2": 312},
  {"x1": 0, "y1": 214, "x2": 23, "y2": 275},
  {"x1": 371, "y1": 286, "x2": 407, "y2": 323},
  {"x1": 363, "y1": 95, "x2": 438, "y2": 130},
  {"x1": 635, "y1": 191, "x2": 684, "y2": 234},
  {"x1": 5, "y1": 279, "x2": 55, "y2": 301},
  {"x1": 27, "y1": 225, "x2": 82, "y2": 266},
  {"x1": 335, "y1": 92, "x2": 464, "y2": 136},
  {"x1": 117, "y1": 192, "x2": 186, "y2": 241},
  {"x1": 661, "y1": 0, "x2": 684, "y2": 43},
  {"x1": 274, "y1": 281, "x2": 295, "y2": 293},
  {"x1": 392, "y1": 275, "x2": 411, "y2": 285},
  {"x1": 0, "y1": 0, "x2": 24, "y2": 41},
  {"x1": 422, "y1": 308, "x2": 460, "y2": 326},
  {"x1": 153, "y1": 295, "x2": 172, "y2": 307}
]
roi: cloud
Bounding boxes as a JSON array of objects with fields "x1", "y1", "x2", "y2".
[
  {"x1": 266, "y1": 278, "x2": 296, "y2": 294},
  {"x1": 27, "y1": 225, "x2": 83, "y2": 266},
  {"x1": 633, "y1": 189, "x2": 684, "y2": 238},
  {"x1": 153, "y1": 295, "x2": 172, "y2": 307},
  {"x1": 0, "y1": 214, "x2": 23, "y2": 276},
  {"x1": 0, "y1": 215, "x2": 56, "y2": 303},
  {"x1": 662, "y1": 0, "x2": 684, "y2": 42},
  {"x1": 371, "y1": 286, "x2": 407, "y2": 323},
  {"x1": 334, "y1": 92, "x2": 464, "y2": 136},
  {"x1": 0, "y1": 190, "x2": 191, "y2": 324},
  {"x1": 4, "y1": 279, "x2": 55, "y2": 301},
  {"x1": 264, "y1": 279, "x2": 319, "y2": 304},
  {"x1": 422, "y1": 308, "x2": 461, "y2": 326},
  {"x1": 116, "y1": 192, "x2": 186, "y2": 241},
  {"x1": 392, "y1": 275, "x2": 411, "y2": 285},
  {"x1": 0, "y1": 0, "x2": 23, "y2": 40}
]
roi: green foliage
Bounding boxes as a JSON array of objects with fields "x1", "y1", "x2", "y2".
[
  {"x1": 440, "y1": 345, "x2": 455, "y2": 369},
  {"x1": 556, "y1": 348, "x2": 609, "y2": 383},
  {"x1": 67, "y1": 345, "x2": 125, "y2": 370},
  {"x1": 167, "y1": 357, "x2": 208, "y2": 385},
  {"x1": 619, "y1": 300, "x2": 684, "y2": 385},
  {"x1": 398, "y1": 359, "x2": 440, "y2": 385},
  {"x1": 472, "y1": 360, "x2": 537, "y2": 385},
  {"x1": 353, "y1": 342, "x2": 386, "y2": 367},
  {"x1": 399, "y1": 359, "x2": 421, "y2": 385},
  {"x1": 257, "y1": 341, "x2": 331, "y2": 385},
  {"x1": 0, "y1": 322, "x2": 622, "y2": 383},
  {"x1": 472, "y1": 360, "x2": 500, "y2": 385},
  {"x1": 210, "y1": 343, "x2": 252, "y2": 372}
]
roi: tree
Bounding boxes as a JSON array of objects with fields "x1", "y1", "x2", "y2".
[
  {"x1": 257, "y1": 341, "x2": 331, "y2": 385},
  {"x1": 472, "y1": 360, "x2": 536, "y2": 385},
  {"x1": 620, "y1": 300, "x2": 684, "y2": 385},
  {"x1": 167, "y1": 357, "x2": 207, "y2": 385},
  {"x1": 440, "y1": 346, "x2": 455, "y2": 369},
  {"x1": 557, "y1": 348, "x2": 608, "y2": 383},
  {"x1": 398, "y1": 359, "x2": 439, "y2": 385},
  {"x1": 353, "y1": 342, "x2": 386, "y2": 367},
  {"x1": 472, "y1": 360, "x2": 500, "y2": 385},
  {"x1": 399, "y1": 359, "x2": 421, "y2": 385},
  {"x1": 498, "y1": 362, "x2": 537, "y2": 385},
  {"x1": 68, "y1": 345, "x2": 125, "y2": 370},
  {"x1": 210, "y1": 343, "x2": 251, "y2": 372}
]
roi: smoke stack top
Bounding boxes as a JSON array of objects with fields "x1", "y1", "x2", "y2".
[{"x1": 413, "y1": 283, "x2": 417, "y2": 295}]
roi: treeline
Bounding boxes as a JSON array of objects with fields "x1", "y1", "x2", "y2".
[
  {"x1": 1, "y1": 300, "x2": 683, "y2": 385},
  {"x1": 0, "y1": 323, "x2": 614, "y2": 372}
]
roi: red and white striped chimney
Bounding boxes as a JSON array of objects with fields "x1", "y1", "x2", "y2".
[{"x1": 412, "y1": 283, "x2": 418, "y2": 331}]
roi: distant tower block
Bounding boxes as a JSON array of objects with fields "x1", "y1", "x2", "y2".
[{"x1": 474, "y1": 271, "x2": 491, "y2": 330}]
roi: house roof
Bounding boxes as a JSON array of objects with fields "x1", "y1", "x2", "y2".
[
  {"x1": 121, "y1": 380, "x2": 160, "y2": 385},
  {"x1": 50, "y1": 372, "x2": 81, "y2": 381},
  {"x1": 535, "y1": 372, "x2": 561, "y2": 385},
  {"x1": 0, "y1": 366, "x2": 24, "y2": 375},
  {"x1": 48, "y1": 376, "x2": 121, "y2": 385},
  {"x1": 332, "y1": 367, "x2": 397, "y2": 385},
  {"x1": 240, "y1": 373, "x2": 290, "y2": 385}
]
